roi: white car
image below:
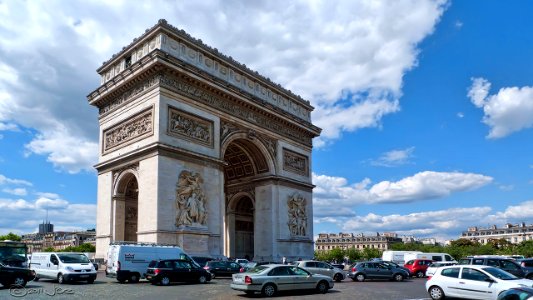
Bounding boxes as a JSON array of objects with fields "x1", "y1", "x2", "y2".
[
  {"x1": 426, "y1": 262, "x2": 456, "y2": 277},
  {"x1": 426, "y1": 265, "x2": 533, "y2": 300}
]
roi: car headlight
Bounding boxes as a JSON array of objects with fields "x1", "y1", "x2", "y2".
[{"x1": 65, "y1": 266, "x2": 74, "y2": 272}]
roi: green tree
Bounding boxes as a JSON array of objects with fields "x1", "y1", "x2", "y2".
[
  {"x1": 361, "y1": 247, "x2": 382, "y2": 260},
  {"x1": 0, "y1": 232, "x2": 22, "y2": 241},
  {"x1": 346, "y1": 248, "x2": 362, "y2": 262},
  {"x1": 43, "y1": 247, "x2": 55, "y2": 252}
]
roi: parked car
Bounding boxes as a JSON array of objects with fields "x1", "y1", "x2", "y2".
[
  {"x1": 426, "y1": 262, "x2": 456, "y2": 278},
  {"x1": 426, "y1": 265, "x2": 533, "y2": 300},
  {"x1": 458, "y1": 256, "x2": 526, "y2": 278},
  {"x1": 235, "y1": 259, "x2": 249, "y2": 267},
  {"x1": 348, "y1": 261, "x2": 409, "y2": 282},
  {"x1": 145, "y1": 259, "x2": 211, "y2": 285},
  {"x1": 231, "y1": 264, "x2": 334, "y2": 297},
  {"x1": 243, "y1": 261, "x2": 279, "y2": 271},
  {"x1": 381, "y1": 261, "x2": 411, "y2": 275},
  {"x1": 191, "y1": 256, "x2": 214, "y2": 267},
  {"x1": 404, "y1": 259, "x2": 433, "y2": 278},
  {"x1": 0, "y1": 262, "x2": 35, "y2": 287},
  {"x1": 294, "y1": 260, "x2": 346, "y2": 282},
  {"x1": 497, "y1": 286, "x2": 533, "y2": 300},
  {"x1": 203, "y1": 261, "x2": 243, "y2": 278},
  {"x1": 517, "y1": 259, "x2": 533, "y2": 279}
]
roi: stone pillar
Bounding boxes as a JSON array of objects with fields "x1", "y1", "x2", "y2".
[
  {"x1": 113, "y1": 195, "x2": 125, "y2": 241},
  {"x1": 254, "y1": 184, "x2": 277, "y2": 261},
  {"x1": 225, "y1": 212, "x2": 236, "y2": 257}
]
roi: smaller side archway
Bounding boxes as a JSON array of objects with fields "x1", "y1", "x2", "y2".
[{"x1": 112, "y1": 169, "x2": 139, "y2": 242}]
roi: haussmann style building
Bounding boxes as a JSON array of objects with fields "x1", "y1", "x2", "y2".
[
  {"x1": 315, "y1": 232, "x2": 403, "y2": 251},
  {"x1": 87, "y1": 20, "x2": 321, "y2": 261},
  {"x1": 461, "y1": 222, "x2": 533, "y2": 245}
]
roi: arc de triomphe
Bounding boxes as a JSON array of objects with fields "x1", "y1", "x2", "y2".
[{"x1": 88, "y1": 20, "x2": 321, "y2": 261}]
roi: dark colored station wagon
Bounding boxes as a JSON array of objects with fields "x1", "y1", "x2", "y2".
[{"x1": 145, "y1": 259, "x2": 211, "y2": 286}]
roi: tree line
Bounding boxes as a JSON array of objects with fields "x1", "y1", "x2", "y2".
[{"x1": 315, "y1": 238, "x2": 533, "y2": 262}]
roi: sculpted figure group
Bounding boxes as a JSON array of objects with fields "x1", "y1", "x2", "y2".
[
  {"x1": 175, "y1": 171, "x2": 207, "y2": 227},
  {"x1": 287, "y1": 193, "x2": 307, "y2": 236}
]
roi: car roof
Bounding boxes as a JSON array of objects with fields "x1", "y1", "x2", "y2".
[{"x1": 440, "y1": 264, "x2": 492, "y2": 270}]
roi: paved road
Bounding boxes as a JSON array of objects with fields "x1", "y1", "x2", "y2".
[{"x1": 0, "y1": 271, "x2": 432, "y2": 300}]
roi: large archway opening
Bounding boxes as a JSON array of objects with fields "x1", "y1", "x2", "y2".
[{"x1": 223, "y1": 138, "x2": 270, "y2": 259}]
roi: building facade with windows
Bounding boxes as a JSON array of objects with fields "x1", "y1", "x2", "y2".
[
  {"x1": 315, "y1": 232, "x2": 403, "y2": 251},
  {"x1": 22, "y1": 230, "x2": 96, "y2": 253},
  {"x1": 460, "y1": 222, "x2": 533, "y2": 245}
]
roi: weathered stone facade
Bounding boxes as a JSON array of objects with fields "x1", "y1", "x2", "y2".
[{"x1": 88, "y1": 20, "x2": 321, "y2": 261}]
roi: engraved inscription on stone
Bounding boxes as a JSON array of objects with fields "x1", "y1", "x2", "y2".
[
  {"x1": 103, "y1": 108, "x2": 153, "y2": 153},
  {"x1": 283, "y1": 148, "x2": 309, "y2": 176},
  {"x1": 167, "y1": 106, "x2": 213, "y2": 148},
  {"x1": 288, "y1": 193, "x2": 307, "y2": 237}
]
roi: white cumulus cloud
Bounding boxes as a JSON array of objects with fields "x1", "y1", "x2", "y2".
[
  {"x1": 0, "y1": 0, "x2": 447, "y2": 171},
  {"x1": 468, "y1": 77, "x2": 533, "y2": 138},
  {"x1": 370, "y1": 147, "x2": 415, "y2": 167},
  {"x1": 313, "y1": 170, "x2": 493, "y2": 209}
]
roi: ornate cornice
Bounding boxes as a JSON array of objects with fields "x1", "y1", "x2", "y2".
[{"x1": 92, "y1": 20, "x2": 318, "y2": 125}]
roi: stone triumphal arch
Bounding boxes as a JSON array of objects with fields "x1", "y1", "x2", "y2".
[{"x1": 88, "y1": 20, "x2": 321, "y2": 261}]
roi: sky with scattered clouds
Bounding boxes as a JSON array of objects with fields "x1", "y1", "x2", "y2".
[{"x1": 1, "y1": 0, "x2": 533, "y2": 242}]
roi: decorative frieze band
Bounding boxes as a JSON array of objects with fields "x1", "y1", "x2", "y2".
[
  {"x1": 159, "y1": 73, "x2": 312, "y2": 146},
  {"x1": 283, "y1": 148, "x2": 309, "y2": 177},
  {"x1": 167, "y1": 106, "x2": 214, "y2": 148},
  {"x1": 103, "y1": 107, "x2": 154, "y2": 153}
]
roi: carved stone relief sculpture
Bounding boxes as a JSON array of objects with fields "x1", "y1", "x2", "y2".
[
  {"x1": 103, "y1": 108, "x2": 153, "y2": 152},
  {"x1": 175, "y1": 171, "x2": 208, "y2": 227},
  {"x1": 283, "y1": 148, "x2": 308, "y2": 177},
  {"x1": 167, "y1": 106, "x2": 213, "y2": 147},
  {"x1": 287, "y1": 193, "x2": 307, "y2": 237}
]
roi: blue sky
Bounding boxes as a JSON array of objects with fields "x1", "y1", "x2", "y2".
[{"x1": 1, "y1": 1, "x2": 533, "y2": 241}]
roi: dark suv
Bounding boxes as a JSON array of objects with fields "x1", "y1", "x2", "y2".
[
  {"x1": 203, "y1": 261, "x2": 243, "y2": 278},
  {"x1": 145, "y1": 259, "x2": 211, "y2": 286},
  {"x1": 458, "y1": 256, "x2": 526, "y2": 277},
  {"x1": 348, "y1": 261, "x2": 410, "y2": 282},
  {"x1": 517, "y1": 259, "x2": 533, "y2": 279},
  {"x1": 0, "y1": 262, "x2": 35, "y2": 287}
]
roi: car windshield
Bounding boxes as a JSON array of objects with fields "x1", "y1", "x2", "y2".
[
  {"x1": 57, "y1": 254, "x2": 90, "y2": 263},
  {"x1": 483, "y1": 267, "x2": 519, "y2": 280},
  {"x1": 247, "y1": 265, "x2": 269, "y2": 273}
]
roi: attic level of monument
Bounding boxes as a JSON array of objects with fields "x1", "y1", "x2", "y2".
[{"x1": 88, "y1": 19, "x2": 315, "y2": 125}]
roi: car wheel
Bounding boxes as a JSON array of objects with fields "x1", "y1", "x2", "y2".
[
  {"x1": 527, "y1": 274, "x2": 533, "y2": 280},
  {"x1": 12, "y1": 276, "x2": 27, "y2": 287},
  {"x1": 118, "y1": 278, "x2": 126, "y2": 284},
  {"x1": 198, "y1": 275, "x2": 207, "y2": 284},
  {"x1": 428, "y1": 285, "x2": 445, "y2": 300},
  {"x1": 316, "y1": 280, "x2": 329, "y2": 294},
  {"x1": 159, "y1": 276, "x2": 170, "y2": 286},
  {"x1": 333, "y1": 273, "x2": 343, "y2": 282},
  {"x1": 356, "y1": 274, "x2": 365, "y2": 282},
  {"x1": 262, "y1": 283, "x2": 277, "y2": 297},
  {"x1": 87, "y1": 279, "x2": 95, "y2": 284},
  {"x1": 33, "y1": 276, "x2": 40, "y2": 282},
  {"x1": 211, "y1": 273, "x2": 216, "y2": 279},
  {"x1": 129, "y1": 273, "x2": 140, "y2": 283},
  {"x1": 57, "y1": 273, "x2": 66, "y2": 284},
  {"x1": 393, "y1": 273, "x2": 404, "y2": 282},
  {"x1": 416, "y1": 271, "x2": 425, "y2": 278}
]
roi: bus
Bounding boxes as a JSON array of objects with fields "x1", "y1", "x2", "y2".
[{"x1": 0, "y1": 241, "x2": 28, "y2": 268}]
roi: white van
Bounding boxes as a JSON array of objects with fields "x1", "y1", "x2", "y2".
[
  {"x1": 106, "y1": 242, "x2": 194, "y2": 283},
  {"x1": 382, "y1": 251, "x2": 422, "y2": 264},
  {"x1": 30, "y1": 252, "x2": 97, "y2": 284},
  {"x1": 403, "y1": 252, "x2": 457, "y2": 264}
]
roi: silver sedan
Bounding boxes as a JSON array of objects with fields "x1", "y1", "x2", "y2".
[{"x1": 231, "y1": 264, "x2": 334, "y2": 297}]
